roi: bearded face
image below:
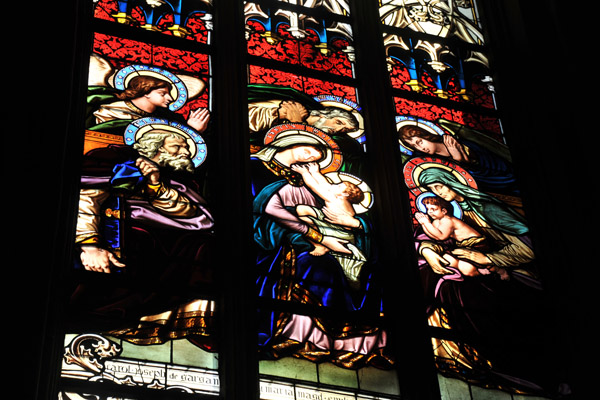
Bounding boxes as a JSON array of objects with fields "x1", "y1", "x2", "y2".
[
  {"x1": 135, "y1": 133, "x2": 196, "y2": 174},
  {"x1": 156, "y1": 150, "x2": 195, "y2": 173},
  {"x1": 310, "y1": 116, "x2": 333, "y2": 133},
  {"x1": 310, "y1": 115, "x2": 356, "y2": 134}
]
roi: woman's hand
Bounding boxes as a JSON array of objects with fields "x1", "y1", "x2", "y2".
[
  {"x1": 322, "y1": 206, "x2": 361, "y2": 229},
  {"x1": 451, "y1": 248, "x2": 491, "y2": 265},
  {"x1": 421, "y1": 247, "x2": 452, "y2": 275}
]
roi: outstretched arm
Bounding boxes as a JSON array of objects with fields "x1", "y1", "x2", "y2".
[{"x1": 305, "y1": 162, "x2": 331, "y2": 187}]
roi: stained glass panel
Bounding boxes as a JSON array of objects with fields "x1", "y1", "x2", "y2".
[
  {"x1": 393, "y1": 98, "x2": 502, "y2": 140},
  {"x1": 61, "y1": 333, "x2": 220, "y2": 396},
  {"x1": 247, "y1": 1, "x2": 399, "y2": 397},
  {"x1": 248, "y1": 66, "x2": 358, "y2": 103},
  {"x1": 61, "y1": 2, "x2": 218, "y2": 396},
  {"x1": 398, "y1": 144, "x2": 545, "y2": 392},
  {"x1": 380, "y1": 0, "x2": 493, "y2": 109},
  {"x1": 93, "y1": 0, "x2": 213, "y2": 44},
  {"x1": 385, "y1": 34, "x2": 493, "y2": 108},
  {"x1": 275, "y1": 0, "x2": 351, "y2": 16},
  {"x1": 383, "y1": 1, "x2": 555, "y2": 396},
  {"x1": 30, "y1": 1, "x2": 578, "y2": 399},
  {"x1": 379, "y1": 0, "x2": 483, "y2": 44},
  {"x1": 245, "y1": 2, "x2": 355, "y2": 77}
]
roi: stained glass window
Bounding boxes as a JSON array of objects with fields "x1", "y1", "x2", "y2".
[
  {"x1": 94, "y1": 0, "x2": 213, "y2": 43},
  {"x1": 60, "y1": 1, "x2": 219, "y2": 397},
  {"x1": 246, "y1": 1, "x2": 400, "y2": 399},
  {"x1": 35, "y1": 1, "x2": 579, "y2": 400},
  {"x1": 380, "y1": 0, "x2": 555, "y2": 397},
  {"x1": 381, "y1": 0, "x2": 493, "y2": 108}
]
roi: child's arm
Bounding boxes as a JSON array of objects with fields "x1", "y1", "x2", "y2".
[
  {"x1": 306, "y1": 163, "x2": 344, "y2": 202},
  {"x1": 306, "y1": 162, "x2": 331, "y2": 186},
  {"x1": 415, "y1": 212, "x2": 452, "y2": 241},
  {"x1": 291, "y1": 163, "x2": 336, "y2": 201}
]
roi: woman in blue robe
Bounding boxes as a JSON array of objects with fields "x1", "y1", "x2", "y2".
[
  {"x1": 414, "y1": 166, "x2": 557, "y2": 394},
  {"x1": 251, "y1": 131, "x2": 392, "y2": 369}
]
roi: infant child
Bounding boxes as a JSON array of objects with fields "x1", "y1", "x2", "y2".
[
  {"x1": 291, "y1": 162, "x2": 366, "y2": 284},
  {"x1": 415, "y1": 195, "x2": 509, "y2": 280}
]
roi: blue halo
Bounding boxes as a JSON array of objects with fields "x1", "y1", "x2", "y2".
[
  {"x1": 114, "y1": 65, "x2": 189, "y2": 112},
  {"x1": 313, "y1": 94, "x2": 362, "y2": 112},
  {"x1": 415, "y1": 192, "x2": 463, "y2": 219},
  {"x1": 124, "y1": 117, "x2": 207, "y2": 167}
]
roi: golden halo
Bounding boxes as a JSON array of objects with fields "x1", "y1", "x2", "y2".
[
  {"x1": 264, "y1": 123, "x2": 343, "y2": 173},
  {"x1": 413, "y1": 162, "x2": 469, "y2": 188}
]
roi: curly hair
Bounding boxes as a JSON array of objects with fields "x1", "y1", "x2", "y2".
[
  {"x1": 117, "y1": 75, "x2": 172, "y2": 100},
  {"x1": 310, "y1": 107, "x2": 359, "y2": 131},
  {"x1": 133, "y1": 130, "x2": 185, "y2": 159},
  {"x1": 342, "y1": 182, "x2": 365, "y2": 204},
  {"x1": 398, "y1": 124, "x2": 442, "y2": 146},
  {"x1": 422, "y1": 195, "x2": 453, "y2": 215}
]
